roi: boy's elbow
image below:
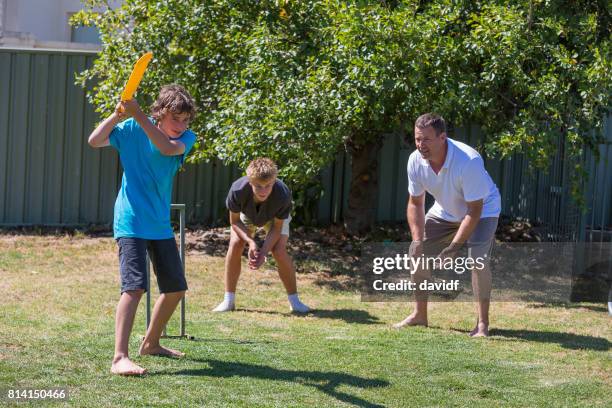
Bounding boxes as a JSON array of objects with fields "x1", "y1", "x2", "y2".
[
  {"x1": 88, "y1": 135, "x2": 109, "y2": 148},
  {"x1": 89, "y1": 139, "x2": 106, "y2": 148}
]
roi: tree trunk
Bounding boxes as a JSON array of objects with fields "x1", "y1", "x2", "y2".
[{"x1": 344, "y1": 138, "x2": 383, "y2": 235}]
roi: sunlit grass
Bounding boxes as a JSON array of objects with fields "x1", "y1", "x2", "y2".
[{"x1": 0, "y1": 235, "x2": 610, "y2": 407}]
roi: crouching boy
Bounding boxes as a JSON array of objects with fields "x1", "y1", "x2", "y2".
[{"x1": 213, "y1": 158, "x2": 310, "y2": 314}]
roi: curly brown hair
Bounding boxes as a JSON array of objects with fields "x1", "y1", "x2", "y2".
[{"x1": 150, "y1": 84, "x2": 196, "y2": 122}]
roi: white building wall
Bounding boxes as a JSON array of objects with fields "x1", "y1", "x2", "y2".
[
  {"x1": 0, "y1": 0, "x2": 4, "y2": 36},
  {"x1": 1, "y1": 0, "x2": 122, "y2": 50}
]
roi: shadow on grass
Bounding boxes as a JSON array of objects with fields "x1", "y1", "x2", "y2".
[
  {"x1": 311, "y1": 308, "x2": 382, "y2": 325},
  {"x1": 490, "y1": 328, "x2": 611, "y2": 351},
  {"x1": 186, "y1": 337, "x2": 274, "y2": 345},
  {"x1": 526, "y1": 302, "x2": 608, "y2": 313},
  {"x1": 170, "y1": 358, "x2": 389, "y2": 408},
  {"x1": 234, "y1": 308, "x2": 381, "y2": 325}
]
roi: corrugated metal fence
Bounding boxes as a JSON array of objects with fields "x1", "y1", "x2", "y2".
[
  {"x1": 1, "y1": 49, "x2": 611, "y2": 236},
  {"x1": 0, "y1": 48, "x2": 244, "y2": 226},
  {"x1": 1, "y1": 49, "x2": 104, "y2": 225}
]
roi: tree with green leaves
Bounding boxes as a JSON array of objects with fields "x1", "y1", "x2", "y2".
[{"x1": 74, "y1": 0, "x2": 610, "y2": 234}]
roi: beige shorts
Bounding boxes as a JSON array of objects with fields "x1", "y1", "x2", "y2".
[
  {"x1": 420, "y1": 214, "x2": 498, "y2": 260},
  {"x1": 240, "y1": 213, "x2": 291, "y2": 237}
]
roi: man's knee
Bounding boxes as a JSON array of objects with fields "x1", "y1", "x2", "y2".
[
  {"x1": 471, "y1": 266, "x2": 491, "y2": 277},
  {"x1": 411, "y1": 267, "x2": 431, "y2": 282}
]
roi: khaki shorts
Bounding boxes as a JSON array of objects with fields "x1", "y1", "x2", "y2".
[
  {"x1": 420, "y1": 214, "x2": 498, "y2": 260},
  {"x1": 240, "y1": 213, "x2": 291, "y2": 237}
]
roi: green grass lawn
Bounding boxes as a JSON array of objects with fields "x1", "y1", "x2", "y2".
[{"x1": 0, "y1": 234, "x2": 610, "y2": 407}]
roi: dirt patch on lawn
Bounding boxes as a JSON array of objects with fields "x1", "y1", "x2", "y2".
[
  {"x1": 0, "y1": 218, "x2": 550, "y2": 293},
  {"x1": 183, "y1": 223, "x2": 410, "y2": 291}
]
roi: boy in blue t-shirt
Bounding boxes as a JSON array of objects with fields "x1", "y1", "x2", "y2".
[{"x1": 88, "y1": 84, "x2": 197, "y2": 376}]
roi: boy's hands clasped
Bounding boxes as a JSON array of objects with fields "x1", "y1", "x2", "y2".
[
  {"x1": 247, "y1": 242, "x2": 266, "y2": 270},
  {"x1": 115, "y1": 99, "x2": 142, "y2": 120}
]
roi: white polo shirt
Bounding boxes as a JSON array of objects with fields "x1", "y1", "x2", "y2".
[{"x1": 407, "y1": 138, "x2": 501, "y2": 222}]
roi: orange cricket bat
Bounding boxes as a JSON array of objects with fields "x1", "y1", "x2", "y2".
[{"x1": 121, "y1": 52, "x2": 153, "y2": 101}]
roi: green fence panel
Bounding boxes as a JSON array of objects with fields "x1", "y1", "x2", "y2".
[
  {"x1": 1, "y1": 48, "x2": 609, "y2": 232},
  {"x1": 44, "y1": 54, "x2": 69, "y2": 224},
  {"x1": 0, "y1": 52, "x2": 11, "y2": 222}
]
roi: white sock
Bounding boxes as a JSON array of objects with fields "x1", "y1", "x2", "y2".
[
  {"x1": 288, "y1": 293, "x2": 310, "y2": 313},
  {"x1": 212, "y1": 292, "x2": 235, "y2": 312},
  {"x1": 224, "y1": 292, "x2": 235, "y2": 303}
]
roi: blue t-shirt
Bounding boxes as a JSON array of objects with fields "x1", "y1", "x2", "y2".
[{"x1": 109, "y1": 118, "x2": 197, "y2": 239}]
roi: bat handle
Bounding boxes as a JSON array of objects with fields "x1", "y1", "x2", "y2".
[{"x1": 118, "y1": 99, "x2": 129, "y2": 113}]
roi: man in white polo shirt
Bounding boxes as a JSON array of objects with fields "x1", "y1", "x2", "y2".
[{"x1": 394, "y1": 113, "x2": 501, "y2": 337}]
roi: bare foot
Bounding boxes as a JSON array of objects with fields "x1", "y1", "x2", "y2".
[
  {"x1": 469, "y1": 321, "x2": 489, "y2": 337},
  {"x1": 392, "y1": 312, "x2": 428, "y2": 329},
  {"x1": 139, "y1": 342, "x2": 185, "y2": 358},
  {"x1": 110, "y1": 357, "x2": 147, "y2": 376}
]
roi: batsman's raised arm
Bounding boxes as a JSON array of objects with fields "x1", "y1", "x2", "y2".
[
  {"x1": 87, "y1": 102, "x2": 125, "y2": 148},
  {"x1": 121, "y1": 99, "x2": 186, "y2": 156}
]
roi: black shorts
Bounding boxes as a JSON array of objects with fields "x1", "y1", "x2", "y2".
[{"x1": 117, "y1": 237, "x2": 187, "y2": 294}]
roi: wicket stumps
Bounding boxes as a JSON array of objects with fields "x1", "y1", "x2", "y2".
[{"x1": 145, "y1": 203, "x2": 192, "y2": 339}]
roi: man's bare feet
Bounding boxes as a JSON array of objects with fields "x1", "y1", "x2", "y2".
[
  {"x1": 469, "y1": 320, "x2": 489, "y2": 337},
  {"x1": 392, "y1": 312, "x2": 428, "y2": 329},
  {"x1": 111, "y1": 357, "x2": 147, "y2": 376},
  {"x1": 139, "y1": 342, "x2": 185, "y2": 358}
]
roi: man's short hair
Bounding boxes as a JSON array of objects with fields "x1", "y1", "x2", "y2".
[
  {"x1": 151, "y1": 84, "x2": 197, "y2": 122},
  {"x1": 415, "y1": 113, "x2": 446, "y2": 136},
  {"x1": 246, "y1": 158, "x2": 278, "y2": 181}
]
